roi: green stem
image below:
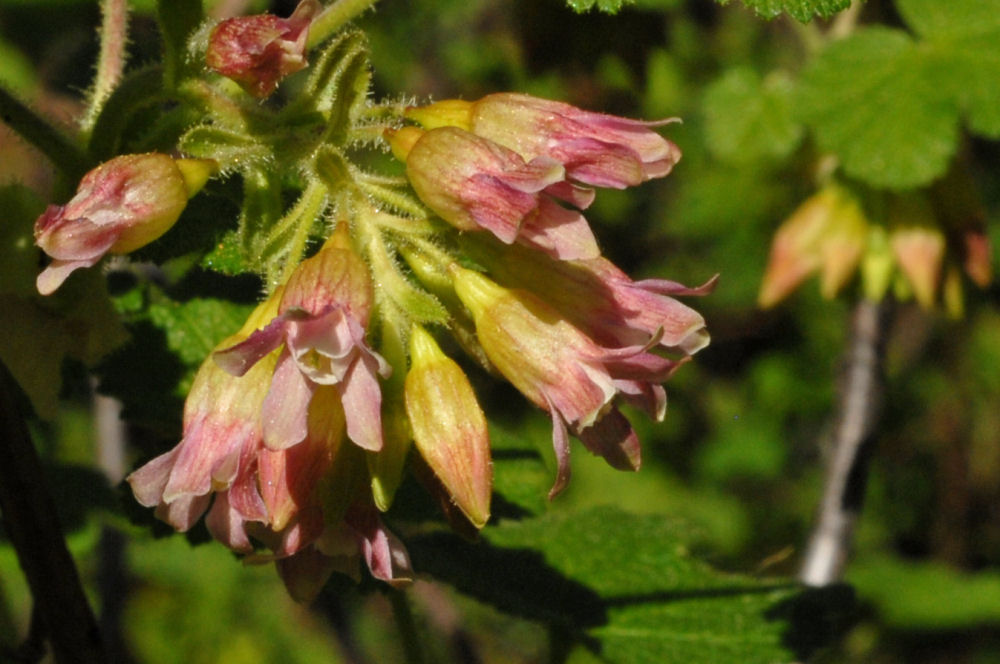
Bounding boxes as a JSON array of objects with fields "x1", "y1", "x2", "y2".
[
  {"x1": 388, "y1": 589, "x2": 425, "y2": 664},
  {"x1": 0, "y1": 361, "x2": 106, "y2": 663},
  {"x1": 81, "y1": 0, "x2": 129, "y2": 135},
  {"x1": 270, "y1": 180, "x2": 329, "y2": 286},
  {"x1": 307, "y1": 0, "x2": 381, "y2": 48},
  {"x1": 0, "y1": 86, "x2": 90, "y2": 181}
]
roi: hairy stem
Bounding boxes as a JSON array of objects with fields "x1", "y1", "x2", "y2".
[
  {"x1": 799, "y1": 299, "x2": 891, "y2": 586},
  {"x1": 0, "y1": 362, "x2": 106, "y2": 663},
  {"x1": 81, "y1": 0, "x2": 129, "y2": 134},
  {"x1": 307, "y1": 0, "x2": 380, "y2": 49}
]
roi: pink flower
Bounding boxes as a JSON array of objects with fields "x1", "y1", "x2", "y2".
[
  {"x1": 34, "y1": 153, "x2": 214, "y2": 295},
  {"x1": 388, "y1": 126, "x2": 599, "y2": 261},
  {"x1": 462, "y1": 236, "x2": 714, "y2": 356},
  {"x1": 450, "y1": 265, "x2": 683, "y2": 497},
  {"x1": 127, "y1": 291, "x2": 410, "y2": 600},
  {"x1": 213, "y1": 235, "x2": 390, "y2": 452},
  {"x1": 407, "y1": 93, "x2": 681, "y2": 189},
  {"x1": 206, "y1": 0, "x2": 320, "y2": 98}
]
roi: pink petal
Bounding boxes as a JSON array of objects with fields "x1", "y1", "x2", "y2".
[
  {"x1": 543, "y1": 181, "x2": 596, "y2": 210},
  {"x1": 545, "y1": 395, "x2": 573, "y2": 500},
  {"x1": 464, "y1": 172, "x2": 538, "y2": 243},
  {"x1": 346, "y1": 504, "x2": 412, "y2": 586},
  {"x1": 214, "y1": 314, "x2": 290, "y2": 376},
  {"x1": 261, "y1": 350, "x2": 314, "y2": 450},
  {"x1": 551, "y1": 137, "x2": 646, "y2": 189},
  {"x1": 576, "y1": 408, "x2": 641, "y2": 471},
  {"x1": 205, "y1": 490, "x2": 254, "y2": 553},
  {"x1": 517, "y1": 197, "x2": 600, "y2": 261},
  {"x1": 154, "y1": 493, "x2": 212, "y2": 532},
  {"x1": 36, "y1": 258, "x2": 99, "y2": 295},
  {"x1": 337, "y1": 355, "x2": 384, "y2": 451},
  {"x1": 276, "y1": 546, "x2": 337, "y2": 603},
  {"x1": 127, "y1": 448, "x2": 180, "y2": 507}
]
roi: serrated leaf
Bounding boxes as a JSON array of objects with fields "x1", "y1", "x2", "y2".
[
  {"x1": 896, "y1": 0, "x2": 1000, "y2": 138},
  {"x1": 716, "y1": 0, "x2": 850, "y2": 22},
  {"x1": 566, "y1": 0, "x2": 635, "y2": 14},
  {"x1": 147, "y1": 296, "x2": 253, "y2": 367},
  {"x1": 411, "y1": 506, "x2": 851, "y2": 663},
  {"x1": 704, "y1": 67, "x2": 803, "y2": 165},
  {"x1": 796, "y1": 27, "x2": 959, "y2": 190}
]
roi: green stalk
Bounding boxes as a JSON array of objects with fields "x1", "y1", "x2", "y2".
[
  {"x1": 307, "y1": 0, "x2": 381, "y2": 48},
  {"x1": 81, "y1": 0, "x2": 129, "y2": 135},
  {"x1": 269, "y1": 180, "x2": 329, "y2": 287}
]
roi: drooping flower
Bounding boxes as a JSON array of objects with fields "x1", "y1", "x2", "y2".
[
  {"x1": 214, "y1": 230, "x2": 391, "y2": 452},
  {"x1": 461, "y1": 235, "x2": 713, "y2": 356},
  {"x1": 127, "y1": 290, "x2": 283, "y2": 540},
  {"x1": 450, "y1": 265, "x2": 683, "y2": 497},
  {"x1": 34, "y1": 153, "x2": 215, "y2": 295},
  {"x1": 758, "y1": 184, "x2": 868, "y2": 308},
  {"x1": 406, "y1": 93, "x2": 682, "y2": 188},
  {"x1": 206, "y1": 0, "x2": 321, "y2": 98},
  {"x1": 387, "y1": 126, "x2": 600, "y2": 261},
  {"x1": 127, "y1": 289, "x2": 410, "y2": 600},
  {"x1": 405, "y1": 324, "x2": 492, "y2": 528}
]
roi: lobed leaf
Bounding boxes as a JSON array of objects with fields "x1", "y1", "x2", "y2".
[{"x1": 715, "y1": 0, "x2": 850, "y2": 22}]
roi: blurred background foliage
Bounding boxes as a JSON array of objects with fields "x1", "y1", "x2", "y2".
[{"x1": 2, "y1": 0, "x2": 1000, "y2": 662}]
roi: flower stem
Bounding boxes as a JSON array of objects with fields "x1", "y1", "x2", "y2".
[
  {"x1": 307, "y1": 0, "x2": 380, "y2": 49},
  {"x1": 799, "y1": 298, "x2": 891, "y2": 586},
  {"x1": 0, "y1": 361, "x2": 106, "y2": 663},
  {"x1": 270, "y1": 179, "x2": 329, "y2": 287},
  {"x1": 388, "y1": 588, "x2": 425, "y2": 664},
  {"x1": 81, "y1": 0, "x2": 129, "y2": 135}
]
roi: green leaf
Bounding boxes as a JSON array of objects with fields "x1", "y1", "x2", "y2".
[
  {"x1": 795, "y1": 27, "x2": 959, "y2": 190},
  {"x1": 412, "y1": 506, "x2": 852, "y2": 662},
  {"x1": 715, "y1": 0, "x2": 850, "y2": 22},
  {"x1": 147, "y1": 296, "x2": 253, "y2": 367},
  {"x1": 850, "y1": 554, "x2": 1000, "y2": 630},
  {"x1": 565, "y1": 0, "x2": 636, "y2": 13},
  {"x1": 896, "y1": 0, "x2": 1000, "y2": 138},
  {"x1": 703, "y1": 67, "x2": 803, "y2": 165}
]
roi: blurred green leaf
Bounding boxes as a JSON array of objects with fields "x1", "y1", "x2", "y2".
[
  {"x1": 896, "y1": 0, "x2": 1000, "y2": 138},
  {"x1": 850, "y1": 555, "x2": 1000, "y2": 630},
  {"x1": 796, "y1": 28, "x2": 958, "y2": 190},
  {"x1": 714, "y1": 0, "x2": 850, "y2": 22},
  {"x1": 565, "y1": 0, "x2": 636, "y2": 14},
  {"x1": 704, "y1": 67, "x2": 802, "y2": 165}
]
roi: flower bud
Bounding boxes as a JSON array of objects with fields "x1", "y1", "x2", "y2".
[
  {"x1": 206, "y1": 0, "x2": 320, "y2": 98},
  {"x1": 34, "y1": 153, "x2": 214, "y2": 295},
  {"x1": 405, "y1": 325, "x2": 491, "y2": 528},
  {"x1": 758, "y1": 184, "x2": 867, "y2": 308}
]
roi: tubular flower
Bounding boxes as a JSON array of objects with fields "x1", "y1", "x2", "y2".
[
  {"x1": 406, "y1": 93, "x2": 681, "y2": 189},
  {"x1": 387, "y1": 126, "x2": 600, "y2": 261},
  {"x1": 127, "y1": 292, "x2": 280, "y2": 537},
  {"x1": 405, "y1": 325, "x2": 492, "y2": 528},
  {"x1": 206, "y1": 0, "x2": 321, "y2": 98},
  {"x1": 450, "y1": 265, "x2": 683, "y2": 497},
  {"x1": 214, "y1": 232, "x2": 391, "y2": 453},
  {"x1": 461, "y1": 236, "x2": 714, "y2": 356},
  {"x1": 128, "y1": 291, "x2": 409, "y2": 599},
  {"x1": 34, "y1": 153, "x2": 214, "y2": 295}
]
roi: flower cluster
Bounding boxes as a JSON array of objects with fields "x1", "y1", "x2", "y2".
[
  {"x1": 389, "y1": 93, "x2": 709, "y2": 496},
  {"x1": 759, "y1": 182, "x2": 992, "y2": 316},
  {"x1": 32, "y1": 5, "x2": 711, "y2": 601}
]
